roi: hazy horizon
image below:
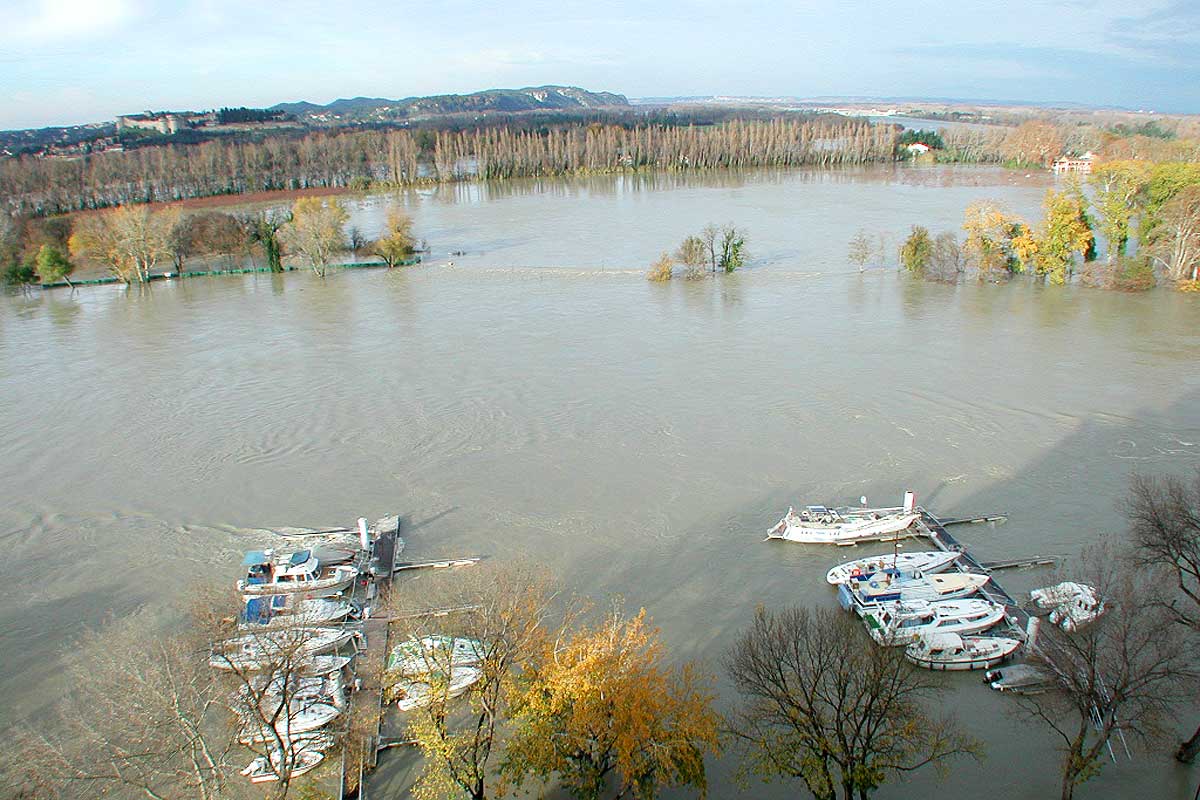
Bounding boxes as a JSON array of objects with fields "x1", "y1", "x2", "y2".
[{"x1": 3, "y1": 0, "x2": 1199, "y2": 129}]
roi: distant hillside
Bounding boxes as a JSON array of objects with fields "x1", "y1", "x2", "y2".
[{"x1": 270, "y1": 85, "x2": 629, "y2": 122}]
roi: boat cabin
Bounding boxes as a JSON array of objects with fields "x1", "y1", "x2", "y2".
[{"x1": 243, "y1": 549, "x2": 322, "y2": 586}]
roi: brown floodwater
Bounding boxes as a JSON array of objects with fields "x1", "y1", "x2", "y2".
[{"x1": 2, "y1": 165, "x2": 1198, "y2": 798}]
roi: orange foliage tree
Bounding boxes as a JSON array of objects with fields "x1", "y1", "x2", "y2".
[{"x1": 501, "y1": 607, "x2": 720, "y2": 799}]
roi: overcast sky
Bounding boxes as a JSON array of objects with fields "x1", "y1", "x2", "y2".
[{"x1": 2, "y1": 0, "x2": 1198, "y2": 129}]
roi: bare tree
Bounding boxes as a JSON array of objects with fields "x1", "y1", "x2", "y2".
[
  {"x1": 1127, "y1": 469, "x2": 1200, "y2": 761},
  {"x1": 1011, "y1": 539, "x2": 1192, "y2": 799},
  {"x1": 7, "y1": 609, "x2": 237, "y2": 800},
  {"x1": 726, "y1": 606, "x2": 978, "y2": 800},
  {"x1": 1145, "y1": 186, "x2": 1200, "y2": 282},
  {"x1": 68, "y1": 205, "x2": 180, "y2": 283},
  {"x1": 926, "y1": 232, "x2": 965, "y2": 283},
  {"x1": 674, "y1": 235, "x2": 707, "y2": 279},
  {"x1": 386, "y1": 563, "x2": 562, "y2": 800},
  {"x1": 699, "y1": 223, "x2": 720, "y2": 273},
  {"x1": 848, "y1": 230, "x2": 872, "y2": 271}
]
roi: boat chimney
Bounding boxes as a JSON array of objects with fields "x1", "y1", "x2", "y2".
[
  {"x1": 358, "y1": 517, "x2": 370, "y2": 552},
  {"x1": 903, "y1": 490, "x2": 916, "y2": 513}
]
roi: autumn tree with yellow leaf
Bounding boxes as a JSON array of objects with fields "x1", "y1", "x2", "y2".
[
  {"x1": 280, "y1": 197, "x2": 348, "y2": 277},
  {"x1": 962, "y1": 201, "x2": 1025, "y2": 278},
  {"x1": 501, "y1": 607, "x2": 720, "y2": 800},
  {"x1": 1012, "y1": 190, "x2": 1094, "y2": 285},
  {"x1": 68, "y1": 205, "x2": 180, "y2": 283}
]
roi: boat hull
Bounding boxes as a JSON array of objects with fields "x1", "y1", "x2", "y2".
[
  {"x1": 826, "y1": 550, "x2": 961, "y2": 585},
  {"x1": 768, "y1": 512, "x2": 920, "y2": 545}
]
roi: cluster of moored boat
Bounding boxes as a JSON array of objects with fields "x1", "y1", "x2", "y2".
[
  {"x1": 773, "y1": 494, "x2": 1107, "y2": 682},
  {"x1": 209, "y1": 542, "x2": 367, "y2": 783}
]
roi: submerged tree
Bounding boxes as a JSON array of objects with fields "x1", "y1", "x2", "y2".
[
  {"x1": 726, "y1": 606, "x2": 978, "y2": 800},
  {"x1": 717, "y1": 224, "x2": 747, "y2": 273},
  {"x1": 1011, "y1": 539, "x2": 1191, "y2": 800},
  {"x1": 848, "y1": 230, "x2": 872, "y2": 271},
  {"x1": 373, "y1": 209, "x2": 416, "y2": 268},
  {"x1": 68, "y1": 205, "x2": 180, "y2": 283},
  {"x1": 899, "y1": 225, "x2": 934, "y2": 277},
  {"x1": 502, "y1": 606, "x2": 720, "y2": 800},
  {"x1": 1012, "y1": 189, "x2": 1094, "y2": 285},
  {"x1": 1145, "y1": 185, "x2": 1200, "y2": 282},
  {"x1": 962, "y1": 200, "x2": 1024, "y2": 278},
  {"x1": 280, "y1": 197, "x2": 348, "y2": 277},
  {"x1": 674, "y1": 235, "x2": 708, "y2": 278},
  {"x1": 243, "y1": 209, "x2": 291, "y2": 272},
  {"x1": 1088, "y1": 161, "x2": 1151, "y2": 263},
  {"x1": 646, "y1": 252, "x2": 674, "y2": 282},
  {"x1": 33, "y1": 244, "x2": 73, "y2": 286}
]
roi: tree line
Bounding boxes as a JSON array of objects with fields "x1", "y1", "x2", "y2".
[
  {"x1": 0, "y1": 118, "x2": 902, "y2": 218},
  {"x1": 883, "y1": 159, "x2": 1200, "y2": 289},
  {"x1": 2, "y1": 198, "x2": 420, "y2": 286}
]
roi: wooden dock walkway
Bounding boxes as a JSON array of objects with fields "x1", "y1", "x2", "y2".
[{"x1": 919, "y1": 509, "x2": 1032, "y2": 636}]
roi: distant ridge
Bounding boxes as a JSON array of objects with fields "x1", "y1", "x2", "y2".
[{"x1": 270, "y1": 85, "x2": 629, "y2": 121}]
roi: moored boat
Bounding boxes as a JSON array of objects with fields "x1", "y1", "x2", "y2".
[
  {"x1": 238, "y1": 597, "x2": 354, "y2": 630},
  {"x1": 862, "y1": 598, "x2": 1008, "y2": 646},
  {"x1": 826, "y1": 550, "x2": 961, "y2": 585},
  {"x1": 387, "y1": 635, "x2": 484, "y2": 676},
  {"x1": 1032, "y1": 582, "x2": 1105, "y2": 631},
  {"x1": 239, "y1": 549, "x2": 358, "y2": 599},
  {"x1": 840, "y1": 570, "x2": 990, "y2": 608},
  {"x1": 210, "y1": 627, "x2": 356, "y2": 671},
  {"x1": 767, "y1": 505, "x2": 920, "y2": 545},
  {"x1": 905, "y1": 632, "x2": 1022, "y2": 670},
  {"x1": 392, "y1": 666, "x2": 482, "y2": 711},
  {"x1": 238, "y1": 701, "x2": 341, "y2": 743},
  {"x1": 241, "y1": 748, "x2": 325, "y2": 783},
  {"x1": 984, "y1": 663, "x2": 1051, "y2": 694}
]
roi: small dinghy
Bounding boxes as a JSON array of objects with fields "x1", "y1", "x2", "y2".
[
  {"x1": 241, "y1": 748, "x2": 325, "y2": 783},
  {"x1": 826, "y1": 550, "x2": 961, "y2": 585},
  {"x1": 393, "y1": 666, "x2": 482, "y2": 711},
  {"x1": 388, "y1": 636, "x2": 484, "y2": 676},
  {"x1": 239, "y1": 549, "x2": 358, "y2": 599},
  {"x1": 862, "y1": 598, "x2": 1008, "y2": 646},
  {"x1": 905, "y1": 632, "x2": 1022, "y2": 671},
  {"x1": 984, "y1": 663, "x2": 1051, "y2": 694},
  {"x1": 767, "y1": 505, "x2": 920, "y2": 545},
  {"x1": 239, "y1": 597, "x2": 353, "y2": 630},
  {"x1": 841, "y1": 571, "x2": 990, "y2": 607},
  {"x1": 1031, "y1": 582, "x2": 1105, "y2": 631},
  {"x1": 210, "y1": 627, "x2": 356, "y2": 671}
]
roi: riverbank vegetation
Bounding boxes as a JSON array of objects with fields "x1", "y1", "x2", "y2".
[
  {"x1": 647, "y1": 223, "x2": 748, "y2": 281},
  {"x1": 895, "y1": 159, "x2": 1200, "y2": 290},
  {"x1": 1, "y1": 198, "x2": 419, "y2": 286}
]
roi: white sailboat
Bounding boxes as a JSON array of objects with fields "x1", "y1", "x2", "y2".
[
  {"x1": 826, "y1": 550, "x2": 961, "y2": 585},
  {"x1": 905, "y1": 632, "x2": 1022, "y2": 671},
  {"x1": 862, "y1": 598, "x2": 1008, "y2": 646},
  {"x1": 767, "y1": 505, "x2": 920, "y2": 545},
  {"x1": 238, "y1": 597, "x2": 353, "y2": 630}
]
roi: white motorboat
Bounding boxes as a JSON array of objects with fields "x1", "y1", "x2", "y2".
[
  {"x1": 905, "y1": 632, "x2": 1022, "y2": 670},
  {"x1": 862, "y1": 598, "x2": 1008, "y2": 646},
  {"x1": 243, "y1": 671, "x2": 347, "y2": 711},
  {"x1": 210, "y1": 627, "x2": 356, "y2": 672},
  {"x1": 239, "y1": 597, "x2": 353, "y2": 630},
  {"x1": 241, "y1": 748, "x2": 325, "y2": 783},
  {"x1": 1031, "y1": 582, "x2": 1105, "y2": 631},
  {"x1": 985, "y1": 664, "x2": 1051, "y2": 694},
  {"x1": 388, "y1": 636, "x2": 485, "y2": 676},
  {"x1": 393, "y1": 666, "x2": 482, "y2": 711},
  {"x1": 239, "y1": 549, "x2": 359, "y2": 599},
  {"x1": 767, "y1": 505, "x2": 920, "y2": 545},
  {"x1": 841, "y1": 571, "x2": 990, "y2": 607},
  {"x1": 826, "y1": 550, "x2": 961, "y2": 585}
]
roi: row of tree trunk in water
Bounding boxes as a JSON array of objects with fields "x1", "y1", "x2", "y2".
[{"x1": 1, "y1": 119, "x2": 1000, "y2": 217}]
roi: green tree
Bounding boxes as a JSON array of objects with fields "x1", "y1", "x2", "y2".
[
  {"x1": 34, "y1": 244, "x2": 74, "y2": 287},
  {"x1": 280, "y1": 198, "x2": 348, "y2": 277},
  {"x1": 244, "y1": 210, "x2": 289, "y2": 272},
  {"x1": 899, "y1": 225, "x2": 933, "y2": 276},
  {"x1": 1013, "y1": 190, "x2": 1095, "y2": 285},
  {"x1": 372, "y1": 209, "x2": 416, "y2": 268},
  {"x1": 1088, "y1": 161, "x2": 1151, "y2": 262},
  {"x1": 718, "y1": 224, "x2": 746, "y2": 273}
]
